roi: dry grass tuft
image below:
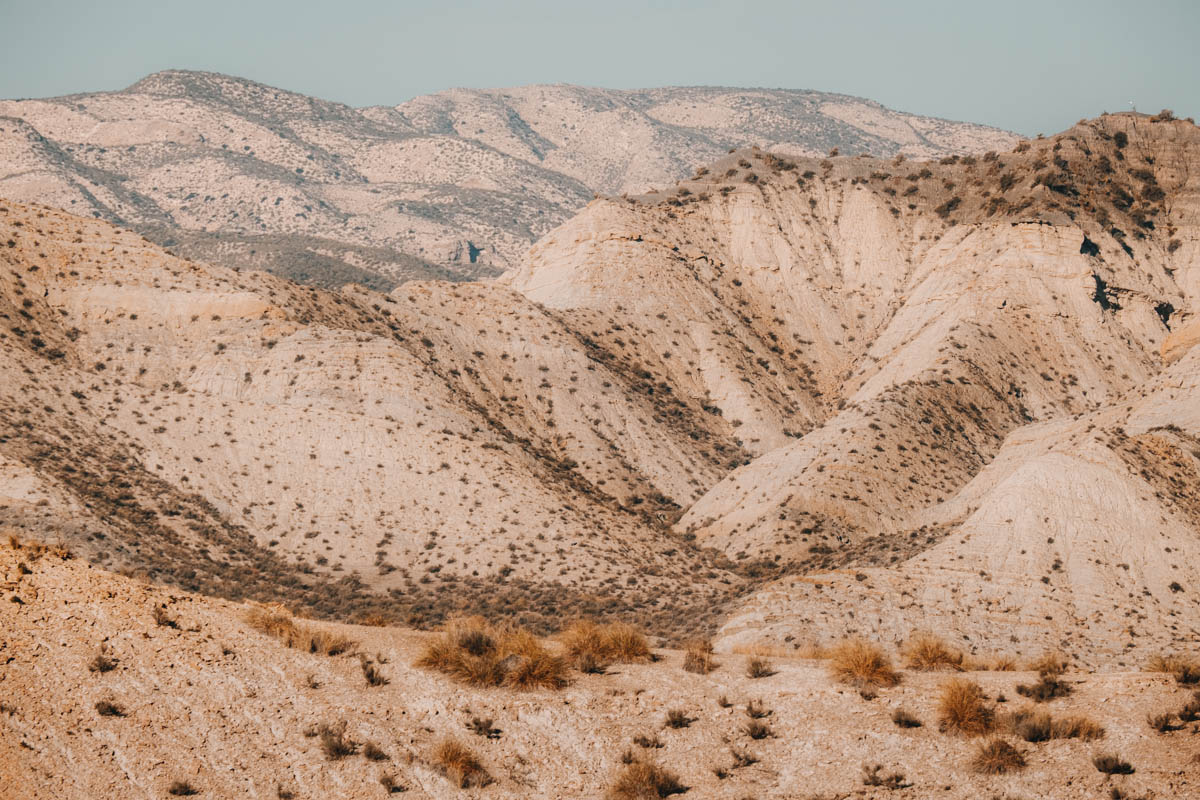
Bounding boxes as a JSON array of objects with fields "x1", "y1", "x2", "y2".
[
  {"x1": 1147, "y1": 653, "x2": 1200, "y2": 685},
  {"x1": 167, "y1": 781, "x2": 199, "y2": 796},
  {"x1": 1027, "y1": 651, "x2": 1069, "y2": 676},
  {"x1": 560, "y1": 620, "x2": 653, "y2": 672},
  {"x1": 245, "y1": 604, "x2": 354, "y2": 656},
  {"x1": 416, "y1": 617, "x2": 568, "y2": 690},
  {"x1": 892, "y1": 709, "x2": 922, "y2": 728},
  {"x1": 88, "y1": 647, "x2": 118, "y2": 673},
  {"x1": 682, "y1": 639, "x2": 716, "y2": 674},
  {"x1": 862, "y1": 763, "x2": 908, "y2": 788},
  {"x1": 937, "y1": 678, "x2": 994, "y2": 736},
  {"x1": 363, "y1": 741, "x2": 390, "y2": 761},
  {"x1": 971, "y1": 739, "x2": 1025, "y2": 774},
  {"x1": 607, "y1": 760, "x2": 687, "y2": 799},
  {"x1": 827, "y1": 638, "x2": 900, "y2": 688},
  {"x1": 433, "y1": 738, "x2": 492, "y2": 788},
  {"x1": 1016, "y1": 673, "x2": 1071, "y2": 702},
  {"x1": 903, "y1": 633, "x2": 965, "y2": 671},
  {"x1": 95, "y1": 699, "x2": 125, "y2": 717},
  {"x1": 1146, "y1": 712, "x2": 1176, "y2": 733},
  {"x1": 744, "y1": 719, "x2": 773, "y2": 740},
  {"x1": 1008, "y1": 709, "x2": 1104, "y2": 741},
  {"x1": 665, "y1": 709, "x2": 694, "y2": 729}
]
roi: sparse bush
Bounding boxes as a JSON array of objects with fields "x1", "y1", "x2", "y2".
[
  {"x1": 665, "y1": 709, "x2": 693, "y2": 729},
  {"x1": 892, "y1": 709, "x2": 922, "y2": 728},
  {"x1": 744, "y1": 719, "x2": 773, "y2": 739},
  {"x1": 937, "y1": 679, "x2": 994, "y2": 736},
  {"x1": 433, "y1": 738, "x2": 491, "y2": 788},
  {"x1": 745, "y1": 699, "x2": 771, "y2": 719},
  {"x1": 683, "y1": 639, "x2": 716, "y2": 674},
  {"x1": 1146, "y1": 712, "x2": 1176, "y2": 733},
  {"x1": 828, "y1": 638, "x2": 900, "y2": 688},
  {"x1": 95, "y1": 699, "x2": 125, "y2": 717},
  {"x1": 1008, "y1": 709, "x2": 1104, "y2": 742},
  {"x1": 317, "y1": 721, "x2": 358, "y2": 760},
  {"x1": 468, "y1": 716, "x2": 501, "y2": 738},
  {"x1": 416, "y1": 617, "x2": 568, "y2": 690},
  {"x1": 363, "y1": 741, "x2": 390, "y2": 761},
  {"x1": 379, "y1": 773, "x2": 405, "y2": 793},
  {"x1": 153, "y1": 605, "x2": 179, "y2": 629},
  {"x1": 971, "y1": 739, "x2": 1025, "y2": 774},
  {"x1": 745, "y1": 657, "x2": 776, "y2": 679},
  {"x1": 1093, "y1": 753, "x2": 1134, "y2": 775},
  {"x1": 1028, "y1": 652, "x2": 1068, "y2": 676},
  {"x1": 1016, "y1": 673, "x2": 1071, "y2": 702},
  {"x1": 1178, "y1": 692, "x2": 1200, "y2": 723},
  {"x1": 167, "y1": 781, "x2": 199, "y2": 796},
  {"x1": 88, "y1": 648, "x2": 118, "y2": 673},
  {"x1": 903, "y1": 633, "x2": 964, "y2": 671},
  {"x1": 608, "y1": 760, "x2": 687, "y2": 799},
  {"x1": 633, "y1": 733, "x2": 663, "y2": 749},
  {"x1": 862, "y1": 763, "x2": 908, "y2": 788},
  {"x1": 360, "y1": 656, "x2": 389, "y2": 687}
]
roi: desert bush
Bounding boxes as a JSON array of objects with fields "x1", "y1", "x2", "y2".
[
  {"x1": 317, "y1": 721, "x2": 358, "y2": 759},
  {"x1": 1027, "y1": 651, "x2": 1068, "y2": 676},
  {"x1": 971, "y1": 739, "x2": 1025, "y2": 774},
  {"x1": 862, "y1": 763, "x2": 908, "y2": 788},
  {"x1": 1178, "y1": 692, "x2": 1200, "y2": 723},
  {"x1": 937, "y1": 679, "x2": 994, "y2": 736},
  {"x1": 1016, "y1": 673, "x2": 1071, "y2": 702},
  {"x1": 827, "y1": 638, "x2": 900, "y2": 688},
  {"x1": 245, "y1": 605, "x2": 354, "y2": 656},
  {"x1": 379, "y1": 773, "x2": 405, "y2": 793},
  {"x1": 167, "y1": 781, "x2": 199, "y2": 796},
  {"x1": 360, "y1": 656, "x2": 389, "y2": 687},
  {"x1": 468, "y1": 716, "x2": 501, "y2": 738},
  {"x1": 1008, "y1": 709, "x2": 1104, "y2": 742},
  {"x1": 744, "y1": 719, "x2": 773, "y2": 739},
  {"x1": 745, "y1": 657, "x2": 776, "y2": 679},
  {"x1": 665, "y1": 709, "x2": 694, "y2": 729},
  {"x1": 153, "y1": 605, "x2": 179, "y2": 629},
  {"x1": 1146, "y1": 712, "x2": 1176, "y2": 733},
  {"x1": 608, "y1": 760, "x2": 687, "y2": 799},
  {"x1": 730, "y1": 748, "x2": 757, "y2": 768},
  {"x1": 88, "y1": 647, "x2": 118, "y2": 673},
  {"x1": 1146, "y1": 654, "x2": 1200, "y2": 685},
  {"x1": 433, "y1": 738, "x2": 491, "y2": 788},
  {"x1": 416, "y1": 617, "x2": 568, "y2": 690},
  {"x1": 95, "y1": 700, "x2": 125, "y2": 717},
  {"x1": 363, "y1": 741, "x2": 390, "y2": 761},
  {"x1": 745, "y1": 699, "x2": 771, "y2": 719},
  {"x1": 892, "y1": 709, "x2": 922, "y2": 728},
  {"x1": 1092, "y1": 753, "x2": 1134, "y2": 774},
  {"x1": 903, "y1": 633, "x2": 965, "y2": 671},
  {"x1": 682, "y1": 639, "x2": 716, "y2": 674},
  {"x1": 633, "y1": 733, "x2": 663, "y2": 749}
]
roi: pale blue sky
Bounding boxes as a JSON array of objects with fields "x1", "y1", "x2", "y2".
[{"x1": 1, "y1": 0, "x2": 1196, "y2": 136}]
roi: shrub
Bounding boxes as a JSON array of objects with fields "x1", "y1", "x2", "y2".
[
  {"x1": 360, "y1": 656, "x2": 389, "y2": 687},
  {"x1": 607, "y1": 760, "x2": 687, "y2": 799},
  {"x1": 633, "y1": 733, "x2": 663, "y2": 749},
  {"x1": 828, "y1": 639, "x2": 900, "y2": 688},
  {"x1": 245, "y1": 605, "x2": 354, "y2": 656},
  {"x1": 1178, "y1": 692, "x2": 1200, "y2": 723},
  {"x1": 892, "y1": 709, "x2": 922, "y2": 728},
  {"x1": 560, "y1": 620, "x2": 653, "y2": 671},
  {"x1": 433, "y1": 738, "x2": 492, "y2": 788},
  {"x1": 95, "y1": 699, "x2": 125, "y2": 717},
  {"x1": 937, "y1": 679, "x2": 994, "y2": 736},
  {"x1": 468, "y1": 716, "x2": 501, "y2": 738},
  {"x1": 153, "y1": 605, "x2": 179, "y2": 629},
  {"x1": 746, "y1": 657, "x2": 776, "y2": 679},
  {"x1": 1146, "y1": 712, "x2": 1176, "y2": 733},
  {"x1": 744, "y1": 719, "x2": 773, "y2": 739},
  {"x1": 416, "y1": 617, "x2": 568, "y2": 690},
  {"x1": 971, "y1": 739, "x2": 1025, "y2": 774},
  {"x1": 317, "y1": 721, "x2": 358, "y2": 759},
  {"x1": 167, "y1": 782, "x2": 199, "y2": 796},
  {"x1": 1092, "y1": 753, "x2": 1134, "y2": 775},
  {"x1": 363, "y1": 741, "x2": 390, "y2": 761},
  {"x1": 1147, "y1": 654, "x2": 1200, "y2": 685},
  {"x1": 862, "y1": 763, "x2": 908, "y2": 788},
  {"x1": 1028, "y1": 652, "x2": 1068, "y2": 676},
  {"x1": 745, "y1": 699, "x2": 771, "y2": 719},
  {"x1": 88, "y1": 648, "x2": 118, "y2": 673},
  {"x1": 683, "y1": 639, "x2": 716, "y2": 674},
  {"x1": 1016, "y1": 673, "x2": 1071, "y2": 702},
  {"x1": 903, "y1": 633, "x2": 965, "y2": 671},
  {"x1": 379, "y1": 774, "x2": 405, "y2": 793},
  {"x1": 665, "y1": 709, "x2": 693, "y2": 729}
]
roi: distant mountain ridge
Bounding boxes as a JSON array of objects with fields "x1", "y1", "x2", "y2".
[{"x1": 0, "y1": 70, "x2": 1019, "y2": 288}]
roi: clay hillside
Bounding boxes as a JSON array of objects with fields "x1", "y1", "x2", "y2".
[
  {"x1": 0, "y1": 71, "x2": 1018, "y2": 288},
  {"x1": 2, "y1": 111, "x2": 1200, "y2": 798}
]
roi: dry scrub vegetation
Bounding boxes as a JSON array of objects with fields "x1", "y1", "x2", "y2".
[
  {"x1": 416, "y1": 617, "x2": 570, "y2": 689},
  {"x1": 245, "y1": 605, "x2": 354, "y2": 656}
]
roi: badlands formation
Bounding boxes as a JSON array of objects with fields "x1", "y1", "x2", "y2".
[
  {"x1": 0, "y1": 71, "x2": 1017, "y2": 286},
  {"x1": 1, "y1": 110, "x2": 1199, "y2": 797}
]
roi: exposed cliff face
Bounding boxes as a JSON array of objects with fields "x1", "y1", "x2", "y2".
[{"x1": 0, "y1": 71, "x2": 1018, "y2": 287}]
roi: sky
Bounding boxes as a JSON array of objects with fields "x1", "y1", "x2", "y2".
[{"x1": 0, "y1": 0, "x2": 1196, "y2": 136}]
